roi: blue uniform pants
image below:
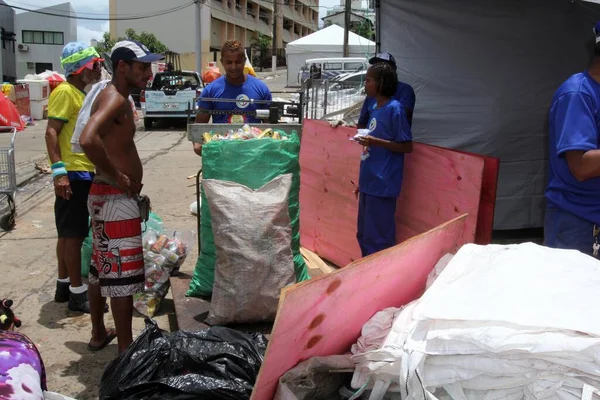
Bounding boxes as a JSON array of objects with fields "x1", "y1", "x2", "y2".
[
  {"x1": 357, "y1": 192, "x2": 397, "y2": 257},
  {"x1": 544, "y1": 206, "x2": 597, "y2": 257}
]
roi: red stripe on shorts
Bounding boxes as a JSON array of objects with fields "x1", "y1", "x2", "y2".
[
  {"x1": 121, "y1": 258, "x2": 144, "y2": 272},
  {"x1": 104, "y1": 219, "x2": 142, "y2": 239},
  {"x1": 120, "y1": 247, "x2": 143, "y2": 257},
  {"x1": 89, "y1": 183, "x2": 124, "y2": 196}
]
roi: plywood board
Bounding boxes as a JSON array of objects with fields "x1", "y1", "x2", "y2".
[
  {"x1": 440, "y1": 145, "x2": 500, "y2": 244},
  {"x1": 170, "y1": 273, "x2": 211, "y2": 332},
  {"x1": 299, "y1": 120, "x2": 497, "y2": 267},
  {"x1": 301, "y1": 247, "x2": 336, "y2": 275},
  {"x1": 251, "y1": 215, "x2": 468, "y2": 400},
  {"x1": 476, "y1": 156, "x2": 500, "y2": 244}
]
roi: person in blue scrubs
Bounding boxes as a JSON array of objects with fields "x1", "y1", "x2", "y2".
[
  {"x1": 544, "y1": 21, "x2": 600, "y2": 257},
  {"x1": 354, "y1": 63, "x2": 413, "y2": 257},
  {"x1": 357, "y1": 52, "x2": 416, "y2": 128},
  {"x1": 193, "y1": 39, "x2": 272, "y2": 155}
]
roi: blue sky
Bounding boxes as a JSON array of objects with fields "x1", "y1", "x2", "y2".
[{"x1": 5, "y1": 0, "x2": 342, "y2": 45}]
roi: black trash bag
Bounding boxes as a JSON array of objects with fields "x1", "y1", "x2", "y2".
[{"x1": 99, "y1": 319, "x2": 268, "y2": 400}]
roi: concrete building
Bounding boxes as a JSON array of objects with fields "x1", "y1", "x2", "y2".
[
  {"x1": 324, "y1": 0, "x2": 375, "y2": 28},
  {"x1": 322, "y1": 11, "x2": 374, "y2": 38},
  {"x1": 0, "y1": 0, "x2": 17, "y2": 82},
  {"x1": 109, "y1": 0, "x2": 319, "y2": 71},
  {"x1": 15, "y1": 2, "x2": 77, "y2": 79}
]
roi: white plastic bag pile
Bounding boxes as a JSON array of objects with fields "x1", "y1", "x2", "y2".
[{"x1": 351, "y1": 243, "x2": 600, "y2": 400}]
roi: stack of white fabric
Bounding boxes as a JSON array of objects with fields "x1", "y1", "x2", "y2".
[{"x1": 351, "y1": 243, "x2": 600, "y2": 400}]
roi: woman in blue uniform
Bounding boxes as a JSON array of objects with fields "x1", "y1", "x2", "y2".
[{"x1": 354, "y1": 63, "x2": 413, "y2": 257}]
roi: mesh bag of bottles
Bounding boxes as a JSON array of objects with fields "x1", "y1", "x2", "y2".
[
  {"x1": 187, "y1": 127, "x2": 310, "y2": 297},
  {"x1": 134, "y1": 229, "x2": 195, "y2": 317}
]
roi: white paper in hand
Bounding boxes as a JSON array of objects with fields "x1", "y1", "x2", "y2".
[{"x1": 351, "y1": 129, "x2": 370, "y2": 141}]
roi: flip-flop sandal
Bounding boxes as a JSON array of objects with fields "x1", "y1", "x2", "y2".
[{"x1": 87, "y1": 329, "x2": 117, "y2": 352}]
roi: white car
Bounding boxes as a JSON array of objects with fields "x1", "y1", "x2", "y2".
[
  {"x1": 297, "y1": 71, "x2": 366, "y2": 120},
  {"x1": 327, "y1": 70, "x2": 367, "y2": 91}
]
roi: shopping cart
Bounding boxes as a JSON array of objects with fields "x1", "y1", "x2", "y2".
[{"x1": 0, "y1": 127, "x2": 17, "y2": 231}]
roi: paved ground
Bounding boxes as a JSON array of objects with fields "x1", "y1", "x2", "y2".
[{"x1": 0, "y1": 118, "x2": 201, "y2": 399}]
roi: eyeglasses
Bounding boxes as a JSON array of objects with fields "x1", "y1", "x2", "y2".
[{"x1": 85, "y1": 61, "x2": 101, "y2": 71}]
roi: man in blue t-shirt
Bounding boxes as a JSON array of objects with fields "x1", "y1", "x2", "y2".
[
  {"x1": 193, "y1": 39, "x2": 272, "y2": 155},
  {"x1": 544, "y1": 21, "x2": 600, "y2": 257},
  {"x1": 357, "y1": 52, "x2": 416, "y2": 128}
]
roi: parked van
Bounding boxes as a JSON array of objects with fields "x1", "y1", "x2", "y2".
[{"x1": 298, "y1": 57, "x2": 368, "y2": 84}]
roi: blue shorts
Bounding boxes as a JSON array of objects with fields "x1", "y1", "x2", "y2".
[{"x1": 544, "y1": 206, "x2": 597, "y2": 257}]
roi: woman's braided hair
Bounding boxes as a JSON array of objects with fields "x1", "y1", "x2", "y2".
[{"x1": 368, "y1": 62, "x2": 398, "y2": 98}]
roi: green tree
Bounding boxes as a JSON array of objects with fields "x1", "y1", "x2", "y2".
[
  {"x1": 94, "y1": 31, "x2": 116, "y2": 54},
  {"x1": 250, "y1": 33, "x2": 272, "y2": 71},
  {"x1": 323, "y1": 19, "x2": 333, "y2": 28},
  {"x1": 350, "y1": 20, "x2": 374, "y2": 41},
  {"x1": 95, "y1": 29, "x2": 168, "y2": 54}
]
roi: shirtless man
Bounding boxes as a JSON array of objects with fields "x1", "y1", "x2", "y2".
[{"x1": 79, "y1": 40, "x2": 163, "y2": 353}]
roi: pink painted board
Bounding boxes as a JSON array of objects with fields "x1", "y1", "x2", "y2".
[
  {"x1": 299, "y1": 120, "x2": 490, "y2": 267},
  {"x1": 436, "y1": 144, "x2": 500, "y2": 244},
  {"x1": 299, "y1": 121, "x2": 363, "y2": 265},
  {"x1": 395, "y1": 144, "x2": 485, "y2": 243},
  {"x1": 251, "y1": 215, "x2": 468, "y2": 400},
  {"x1": 476, "y1": 156, "x2": 500, "y2": 244}
]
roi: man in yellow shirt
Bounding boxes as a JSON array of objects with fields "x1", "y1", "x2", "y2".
[{"x1": 45, "y1": 42, "x2": 105, "y2": 317}]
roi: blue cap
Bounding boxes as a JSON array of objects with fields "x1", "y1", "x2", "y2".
[
  {"x1": 110, "y1": 40, "x2": 164, "y2": 65},
  {"x1": 369, "y1": 52, "x2": 397, "y2": 69}
]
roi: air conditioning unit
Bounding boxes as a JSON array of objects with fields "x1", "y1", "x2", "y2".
[{"x1": 17, "y1": 43, "x2": 29, "y2": 52}]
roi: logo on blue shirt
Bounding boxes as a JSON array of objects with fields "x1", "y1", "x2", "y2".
[
  {"x1": 236, "y1": 94, "x2": 250, "y2": 108},
  {"x1": 368, "y1": 117, "x2": 377, "y2": 132}
]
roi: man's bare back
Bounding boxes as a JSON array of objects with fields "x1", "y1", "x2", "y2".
[{"x1": 89, "y1": 84, "x2": 142, "y2": 187}]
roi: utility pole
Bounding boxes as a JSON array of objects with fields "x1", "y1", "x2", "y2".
[
  {"x1": 272, "y1": 0, "x2": 278, "y2": 76},
  {"x1": 195, "y1": 0, "x2": 203, "y2": 73},
  {"x1": 343, "y1": 0, "x2": 350, "y2": 57}
]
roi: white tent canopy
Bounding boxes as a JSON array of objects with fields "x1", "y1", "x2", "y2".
[{"x1": 285, "y1": 25, "x2": 375, "y2": 87}]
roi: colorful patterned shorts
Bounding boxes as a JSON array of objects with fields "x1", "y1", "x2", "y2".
[{"x1": 88, "y1": 183, "x2": 144, "y2": 298}]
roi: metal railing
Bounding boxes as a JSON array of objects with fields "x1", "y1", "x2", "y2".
[{"x1": 299, "y1": 78, "x2": 366, "y2": 121}]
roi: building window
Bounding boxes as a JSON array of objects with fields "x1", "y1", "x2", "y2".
[
  {"x1": 22, "y1": 30, "x2": 64, "y2": 45},
  {"x1": 247, "y1": 3, "x2": 255, "y2": 17},
  {"x1": 259, "y1": 8, "x2": 271, "y2": 24},
  {"x1": 1, "y1": 28, "x2": 16, "y2": 52}
]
